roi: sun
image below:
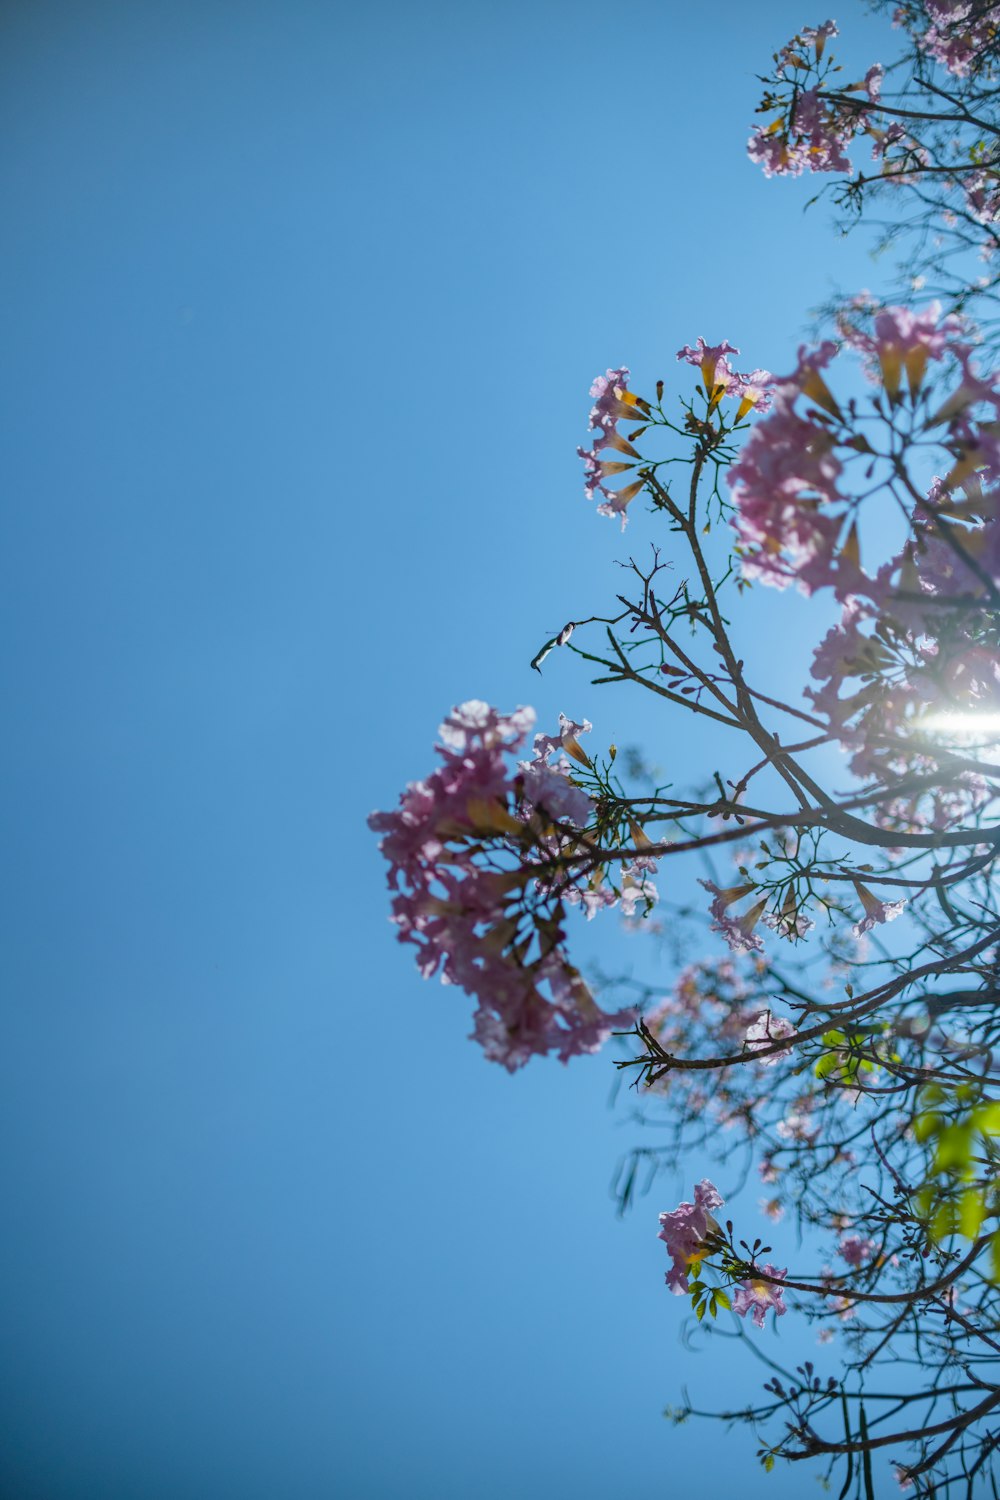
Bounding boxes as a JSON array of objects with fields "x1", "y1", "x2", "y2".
[{"x1": 915, "y1": 711, "x2": 1000, "y2": 746}]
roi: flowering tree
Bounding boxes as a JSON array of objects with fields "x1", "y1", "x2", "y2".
[{"x1": 371, "y1": 6, "x2": 1000, "y2": 1494}]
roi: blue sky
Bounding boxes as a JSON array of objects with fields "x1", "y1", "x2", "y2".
[{"x1": 1, "y1": 3, "x2": 900, "y2": 1496}]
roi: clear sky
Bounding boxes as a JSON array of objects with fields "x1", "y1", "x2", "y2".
[{"x1": 1, "y1": 3, "x2": 898, "y2": 1497}]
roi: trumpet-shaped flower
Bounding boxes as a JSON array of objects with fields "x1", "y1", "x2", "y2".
[
  {"x1": 700, "y1": 879, "x2": 768, "y2": 954},
  {"x1": 852, "y1": 882, "x2": 907, "y2": 937},
  {"x1": 732, "y1": 1266, "x2": 788, "y2": 1328},
  {"x1": 579, "y1": 367, "x2": 649, "y2": 526},
  {"x1": 658, "y1": 1180, "x2": 724, "y2": 1295}
]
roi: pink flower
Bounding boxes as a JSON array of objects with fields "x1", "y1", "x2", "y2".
[
  {"x1": 579, "y1": 367, "x2": 648, "y2": 527},
  {"x1": 791, "y1": 20, "x2": 838, "y2": 63},
  {"x1": 658, "y1": 1180, "x2": 724, "y2": 1295},
  {"x1": 727, "y1": 388, "x2": 845, "y2": 594},
  {"x1": 727, "y1": 366, "x2": 776, "y2": 417},
  {"x1": 870, "y1": 120, "x2": 906, "y2": 159},
  {"x1": 470, "y1": 954, "x2": 633, "y2": 1072},
  {"x1": 619, "y1": 871, "x2": 659, "y2": 918},
  {"x1": 777, "y1": 1105, "x2": 819, "y2": 1144},
  {"x1": 864, "y1": 62, "x2": 884, "y2": 101},
  {"x1": 747, "y1": 129, "x2": 810, "y2": 178},
  {"x1": 700, "y1": 879, "x2": 768, "y2": 955},
  {"x1": 437, "y1": 700, "x2": 537, "y2": 754},
  {"x1": 532, "y1": 713, "x2": 593, "y2": 768},
  {"x1": 732, "y1": 1265, "x2": 788, "y2": 1328},
  {"x1": 676, "y1": 340, "x2": 775, "y2": 417},
  {"x1": 852, "y1": 881, "x2": 907, "y2": 937},
  {"x1": 745, "y1": 1011, "x2": 797, "y2": 1066},
  {"x1": 964, "y1": 168, "x2": 1000, "y2": 226},
  {"x1": 677, "y1": 337, "x2": 741, "y2": 393},
  {"x1": 518, "y1": 761, "x2": 593, "y2": 827},
  {"x1": 841, "y1": 302, "x2": 966, "y2": 398},
  {"x1": 839, "y1": 1234, "x2": 876, "y2": 1267}
]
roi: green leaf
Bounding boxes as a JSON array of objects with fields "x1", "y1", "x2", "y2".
[
  {"x1": 931, "y1": 1199, "x2": 957, "y2": 1243},
  {"x1": 934, "y1": 1123, "x2": 973, "y2": 1173},
  {"x1": 959, "y1": 1187, "x2": 985, "y2": 1239},
  {"x1": 975, "y1": 1101, "x2": 1000, "y2": 1135},
  {"x1": 913, "y1": 1111, "x2": 942, "y2": 1143},
  {"x1": 914, "y1": 1184, "x2": 936, "y2": 1219}
]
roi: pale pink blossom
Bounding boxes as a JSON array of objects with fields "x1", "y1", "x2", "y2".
[
  {"x1": 776, "y1": 21, "x2": 838, "y2": 73},
  {"x1": 677, "y1": 339, "x2": 775, "y2": 414},
  {"x1": 700, "y1": 879, "x2": 767, "y2": 954},
  {"x1": 658, "y1": 1180, "x2": 724, "y2": 1295},
  {"x1": 745, "y1": 1011, "x2": 798, "y2": 1065},
  {"x1": 747, "y1": 129, "x2": 810, "y2": 178},
  {"x1": 579, "y1": 367, "x2": 647, "y2": 526},
  {"x1": 518, "y1": 761, "x2": 593, "y2": 826},
  {"x1": 677, "y1": 337, "x2": 741, "y2": 392},
  {"x1": 532, "y1": 714, "x2": 593, "y2": 767},
  {"x1": 749, "y1": 29, "x2": 881, "y2": 181},
  {"x1": 587, "y1": 367, "x2": 632, "y2": 435},
  {"x1": 852, "y1": 882, "x2": 907, "y2": 937},
  {"x1": 841, "y1": 302, "x2": 967, "y2": 397},
  {"x1": 733, "y1": 1266, "x2": 788, "y2": 1328}
]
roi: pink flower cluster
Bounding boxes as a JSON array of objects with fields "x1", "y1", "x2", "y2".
[
  {"x1": 578, "y1": 367, "x2": 647, "y2": 528},
  {"x1": 964, "y1": 166, "x2": 1000, "y2": 227},
  {"x1": 700, "y1": 879, "x2": 769, "y2": 955},
  {"x1": 728, "y1": 307, "x2": 976, "y2": 599},
  {"x1": 676, "y1": 338, "x2": 774, "y2": 417},
  {"x1": 844, "y1": 303, "x2": 966, "y2": 395},
  {"x1": 912, "y1": 0, "x2": 999, "y2": 76},
  {"x1": 658, "y1": 1181, "x2": 789, "y2": 1328},
  {"x1": 839, "y1": 1233, "x2": 877, "y2": 1267},
  {"x1": 525, "y1": 715, "x2": 659, "y2": 920},
  {"x1": 777, "y1": 20, "x2": 839, "y2": 69},
  {"x1": 659, "y1": 1179, "x2": 724, "y2": 1294},
  {"x1": 369, "y1": 701, "x2": 635, "y2": 1071},
  {"x1": 748, "y1": 25, "x2": 883, "y2": 179},
  {"x1": 726, "y1": 351, "x2": 850, "y2": 597},
  {"x1": 641, "y1": 961, "x2": 769, "y2": 1133}
]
